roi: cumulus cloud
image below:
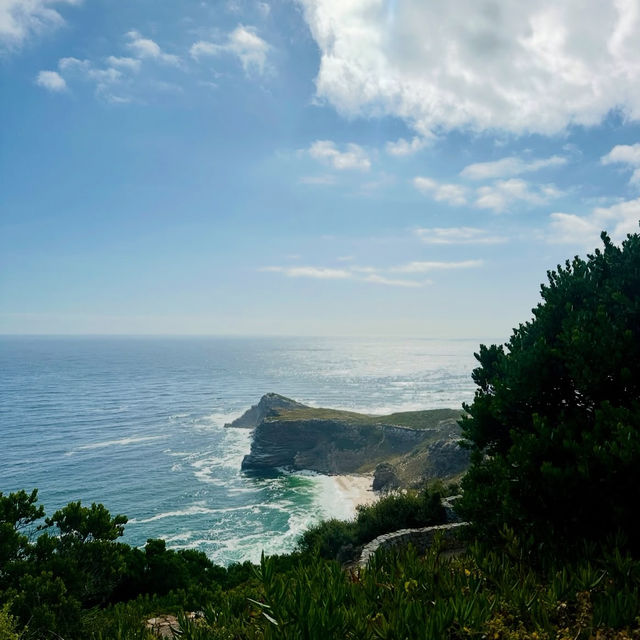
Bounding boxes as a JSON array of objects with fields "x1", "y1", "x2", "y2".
[
  {"x1": 57, "y1": 56, "x2": 128, "y2": 102},
  {"x1": 190, "y1": 25, "x2": 269, "y2": 75},
  {"x1": 415, "y1": 227, "x2": 508, "y2": 245},
  {"x1": 415, "y1": 173, "x2": 562, "y2": 212},
  {"x1": 413, "y1": 177, "x2": 467, "y2": 205},
  {"x1": 461, "y1": 155, "x2": 567, "y2": 180},
  {"x1": 386, "y1": 136, "x2": 430, "y2": 157},
  {"x1": 298, "y1": 0, "x2": 640, "y2": 135},
  {"x1": 601, "y1": 143, "x2": 640, "y2": 185},
  {"x1": 309, "y1": 140, "x2": 370, "y2": 171},
  {"x1": 475, "y1": 179, "x2": 562, "y2": 213},
  {"x1": 549, "y1": 197, "x2": 640, "y2": 246},
  {"x1": 106, "y1": 56, "x2": 141, "y2": 72},
  {"x1": 0, "y1": 0, "x2": 80, "y2": 50},
  {"x1": 35, "y1": 69, "x2": 66, "y2": 91},
  {"x1": 126, "y1": 30, "x2": 180, "y2": 65}
]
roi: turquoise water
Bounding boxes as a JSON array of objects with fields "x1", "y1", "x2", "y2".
[{"x1": 0, "y1": 336, "x2": 479, "y2": 565}]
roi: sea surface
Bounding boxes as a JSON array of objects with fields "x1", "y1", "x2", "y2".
[{"x1": 0, "y1": 336, "x2": 482, "y2": 565}]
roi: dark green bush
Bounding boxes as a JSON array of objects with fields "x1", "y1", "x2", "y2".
[
  {"x1": 297, "y1": 486, "x2": 446, "y2": 560},
  {"x1": 460, "y1": 229, "x2": 640, "y2": 555}
]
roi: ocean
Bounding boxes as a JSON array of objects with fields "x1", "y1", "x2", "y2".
[{"x1": 0, "y1": 336, "x2": 481, "y2": 565}]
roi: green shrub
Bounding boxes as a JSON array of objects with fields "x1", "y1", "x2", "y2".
[
  {"x1": 298, "y1": 486, "x2": 446, "y2": 560},
  {"x1": 460, "y1": 229, "x2": 640, "y2": 555}
]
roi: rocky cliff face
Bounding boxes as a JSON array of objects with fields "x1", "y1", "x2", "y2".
[
  {"x1": 241, "y1": 418, "x2": 434, "y2": 474},
  {"x1": 232, "y1": 394, "x2": 469, "y2": 485}
]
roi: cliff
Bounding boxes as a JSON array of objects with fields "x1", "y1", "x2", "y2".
[{"x1": 231, "y1": 394, "x2": 469, "y2": 488}]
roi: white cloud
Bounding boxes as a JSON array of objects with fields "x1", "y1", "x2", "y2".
[
  {"x1": 415, "y1": 227, "x2": 507, "y2": 245},
  {"x1": 386, "y1": 136, "x2": 430, "y2": 157},
  {"x1": 475, "y1": 179, "x2": 562, "y2": 213},
  {"x1": 106, "y1": 56, "x2": 141, "y2": 72},
  {"x1": 549, "y1": 197, "x2": 640, "y2": 246},
  {"x1": 362, "y1": 274, "x2": 428, "y2": 288},
  {"x1": 260, "y1": 253, "x2": 485, "y2": 287},
  {"x1": 391, "y1": 260, "x2": 483, "y2": 273},
  {"x1": 35, "y1": 69, "x2": 66, "y2": 91},
  {"x1": 190, "y1": 25, "x2": 269, "y2": 75},
  {"x1": 126, "y1": 30, "x2": 180, "y2": 65},
  {"x1": 0, "y1": 0, "x2": 79, "y2": 50},
  {"x1": 57, "y1": 56, "x2": 128, "y2": 101},
  {"x1": 309, "y1": 140, "x2": 370, "y2": 171},
  {"x1": 601, "y1": 143, "x2": 640, "y2": 184},
  {"x1": 190, "y1": 41, "x2": 217, "y2": 59},
  {"x1": 259, "y1": 266, "x2": 351, "y2": 279},
  {"x1": 461, "y1": 155, "x2": 567, "y2": 180},
  {"x1": 413, "y1": 177, "x2": 467, "y2": 205},
  {"x1": 298, "y1": 0, "x2": 640, "y2": 135}
]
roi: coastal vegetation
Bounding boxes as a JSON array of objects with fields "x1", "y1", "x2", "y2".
[{"x1": 2, "y1": 228, "x2": 639, "y2": 638}]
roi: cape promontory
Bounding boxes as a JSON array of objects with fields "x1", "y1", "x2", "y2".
[{"x1": 230, "y1": 394, "x2": 469, "y2": 488}]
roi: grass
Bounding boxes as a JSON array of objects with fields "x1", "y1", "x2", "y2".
[{"x1": 269, "y1": 406, "x2": 462, "y2": 430}]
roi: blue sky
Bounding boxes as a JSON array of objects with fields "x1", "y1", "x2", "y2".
[{"x1": 1, "y1": 0, "x2": 640, "y2": 338}]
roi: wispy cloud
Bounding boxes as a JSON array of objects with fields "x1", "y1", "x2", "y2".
[
  {"x1": 35, "y1": 70, "x2": 66, "y2": 92},
  {"x1": 414, "y1": 227, "x2": 507, "y2": 245},
  {"x1": 601, "y1": 143, "x2": 640, "y2": 185},
  {"x1": 299, "y1": 175, "x2": 337, "y2": 185},
  {"x1": 126, "y1": 30, "x2": 180, "y2": 66},
  {"x1": 259, "y1": 266, "x2": 351, "y2": 279},
  {"x1": 549, "y1": 197, "x2": 640, "y2": 246},
  {"x1": 460, "y1": 155, "x2": 567, "y2": 180},
  {"x1": 391, "y1": 260, "x2": 483, "y2": 273},
  {"x1": 190, "y1": 25, "x2": 270, "y2": 75},
  {"x1": 362, "y1": 274, "x2": 428, "y2": 288},
  {"x1": 413, "y1": 177, "x2": 467, "y2": 205},
  {"x1": 260, "y1": 258, "x2": 482, "y2": 287},
  {"x1": 308, "y1": 140, "x2": 371, "y2": 171}
]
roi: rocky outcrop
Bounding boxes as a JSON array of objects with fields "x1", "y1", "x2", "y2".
[
  {"x1": 421, "y1": 439, "x2": 470, "y2": 481},
  {"x1": 224, "y1": 393, "x2": 306, "y2": 429},
  {"x1": 235, "y1": 395, "x2": 467, "y2": 484},
  {"x1": 241, "y1": 418, "x2": 433, "y2": 474},
  {"x1": 372, "y1": 462, "x2": 401, "y2": 492}
]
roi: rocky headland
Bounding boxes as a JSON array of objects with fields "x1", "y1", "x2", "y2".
[{"x1": 227, "y1": 394, "x2": 469, "y2": 490}]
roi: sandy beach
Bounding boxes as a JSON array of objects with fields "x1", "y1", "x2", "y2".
[{"x1": 334, "y1": 474, "x2": 377, "y2": 512}]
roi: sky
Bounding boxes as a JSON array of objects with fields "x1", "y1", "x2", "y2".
[{"x1": 1, "y1": 0, "x2": 640, "y2": 339}]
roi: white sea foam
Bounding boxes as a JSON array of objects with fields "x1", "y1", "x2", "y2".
[
  {"x1": 194, "y1": 410, "x2": 245, "y2": 430},
  {"x1": 66, "y1": 435, "x2": 166, "y2": 455}
]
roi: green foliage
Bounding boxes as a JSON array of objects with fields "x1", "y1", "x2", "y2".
[
  {"x1": 0, "y1": 491, "x2": 262, "y2": 638},
  {"x1": 0, "y1": 604, "x2": 19, "y2": 640},
  {"x1": 459, "y1": 229, "x2": 640, "y2": 553},
  {"x1": 0, "y1": 489, "x2": 44, "y2": 570},
  {"x1": 297, "y1": 487, "x2": 446, "y2": 560},
  {"x1": 44, "y1": 501, "x2": 127, "y2": 542},
  {"x1": 171, "y1": 543, "x2": 640, "y2": 640},
  {"x1": 2, "y1": 488, "x2": 639, "y2": 639}
]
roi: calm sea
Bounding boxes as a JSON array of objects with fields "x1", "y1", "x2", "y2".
[{"x1": 0, "y1": 336, "x2": 481, "y2": 565}]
